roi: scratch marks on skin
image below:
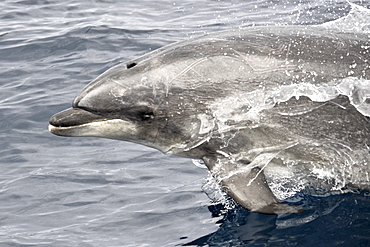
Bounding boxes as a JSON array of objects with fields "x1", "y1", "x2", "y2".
[
  {"x1": 328, "y1": 100, "x2": 347, "y2": 110},
  {"x1": 169, "y1": 57, "x2": 209, "y2": 84},
  {"x1": 146, "y1": 57, "x2": 209, "y2": 98},
  {"x1": 165, "y1": 57, "x2": 209, "y2": 96},
  {"x1": 216, "y1": 150, "x2": 231, "y2": 158},
  {"x1": 107, "y1": 76, "x2": 126, "y2": 89},
  {"x1": 229, "y1": 45, "x2": 296, "y2": 74},
  {"x1": 276, "y1": 100, "x2": 330, "y2": 116},
  {"x1": 233, "y1": 142, "x2": 300, "y2": 162}
]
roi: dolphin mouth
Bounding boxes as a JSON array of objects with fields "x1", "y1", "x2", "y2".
[
  {"x1": 49, "y1": 107, "x2": 139, "y2": 140},
  {"x1": 49, "y1": 108, "x2": 109, "y2": 136}
]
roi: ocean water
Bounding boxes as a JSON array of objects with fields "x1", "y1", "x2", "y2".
[{"x1": 1, "y1": 0, "x2": 370, "y2": 246}]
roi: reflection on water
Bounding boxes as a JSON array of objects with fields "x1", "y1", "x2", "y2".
[{"x1": 185, "y1": 191, "x2": 370, "y2": 246}]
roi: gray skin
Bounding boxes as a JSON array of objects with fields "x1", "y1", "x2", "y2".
[{"x1": 49, "y1": 26, "x2": 370, "y2": 214}]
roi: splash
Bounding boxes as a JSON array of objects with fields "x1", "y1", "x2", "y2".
[
  {"x1": 319, "y1": 2, "x2": 370, "y2": 33},
  {"x1": 208, "y1": 77, "x2": 369, "y2": 134},
  {"x1": 202, "y1": 172, "x2": 236, "y2": 211}
]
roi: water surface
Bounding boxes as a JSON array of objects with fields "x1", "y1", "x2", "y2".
[{"x1": 0, "y1": 1, "x2": 369, "y2": 246}]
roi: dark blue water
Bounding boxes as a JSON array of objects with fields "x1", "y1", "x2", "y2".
[{"x1": 1, "y1": 1, "x2": 369, "y2": 246}]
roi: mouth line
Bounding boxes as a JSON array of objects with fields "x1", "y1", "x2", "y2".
[
  {"x1": 48, "y1": 121, "x2": 99, "y2": 132},
  {"x1": 49, "y1": 119, "x2": 124, "y2": 130}
]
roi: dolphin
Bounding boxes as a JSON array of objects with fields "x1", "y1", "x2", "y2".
[{"x1": 49, "y1": 25, "x2": 370, "y2": 214}]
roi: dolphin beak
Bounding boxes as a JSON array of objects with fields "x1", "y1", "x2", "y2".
[
  {"x1": 49, "y1": 108, "x2": 106, "y2": 128},
  {"x1": 48, "y1": 108, "x2": 107, "y2": 136},
  {"x1": 48, "y1": 108, "x2": 138, "y2": 139}
]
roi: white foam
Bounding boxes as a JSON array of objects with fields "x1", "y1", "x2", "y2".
[
  {"x1": 202, "y1": 173, "x2": 235, "y2": 210},
  {"x1": 319, "y1": 3, "x2": 370, "y2": 33},
  {"x1": 207, "y1": 77, "x2": 369, "y2": 135}
]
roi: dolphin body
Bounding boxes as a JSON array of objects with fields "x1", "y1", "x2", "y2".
[{"x1": 49, "y1": 26, "x2": 370, "y2": 214}]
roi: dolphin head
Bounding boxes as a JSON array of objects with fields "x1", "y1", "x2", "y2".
[{"x1": 49, "y1": 57, "x2": 211, "y2": 155}]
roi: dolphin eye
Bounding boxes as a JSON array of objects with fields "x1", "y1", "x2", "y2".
[
  {"x1": 124, "y1": 105, "x2": 154, "y2": 121},
  {"x1": 137, "y1": 109, "x2": 154, "y2": 121},
  {"x1": 126, "y1": 62, "x2": 137, "y2": 69},
  {"x1": 141, "y1": 112, "x2": 154, "y2": 121}
]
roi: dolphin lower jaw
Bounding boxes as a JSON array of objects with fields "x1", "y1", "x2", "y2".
[{"x1": 48, "y1": 119, "x2": 138, "y2": 139}]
